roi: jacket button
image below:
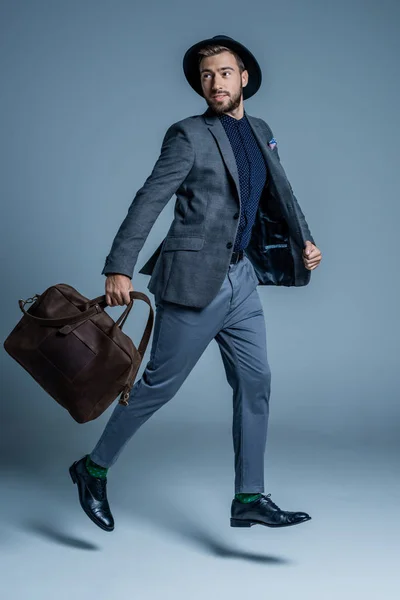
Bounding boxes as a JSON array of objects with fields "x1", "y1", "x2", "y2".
[
  {"x1": 226, "y1": 242, "x2": 233, "y2": 249},
  {"x1": 233, "y1": 212, "x2": 239, "y2": 219}
]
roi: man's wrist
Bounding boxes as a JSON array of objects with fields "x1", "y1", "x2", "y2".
[{"x1": 106, "y1": 272, "x2": 132, "y2": 279}]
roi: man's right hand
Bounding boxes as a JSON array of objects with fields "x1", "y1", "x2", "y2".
[{"x1": 105, "y1": 273, "x2": 134, "y2": 307}]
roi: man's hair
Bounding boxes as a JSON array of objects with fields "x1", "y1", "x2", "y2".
[{"x1": 197, "y1": 45, "x2": 245, "y2": 74}]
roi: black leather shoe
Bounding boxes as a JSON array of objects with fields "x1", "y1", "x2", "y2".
[
  {"x1": 69, "y1": 455, "x2": 114, "y2": 532},
  {"x1": 231, "y1": 493, "x2": 311, "y2": 528}
]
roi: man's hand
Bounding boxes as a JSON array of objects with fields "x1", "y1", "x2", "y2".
[
  {"x1": 105, "y1": 273, "x2": 134, "y2": 307},
  {"x1": 302, "y1": 241, "x2": 322, "y2": 271}
]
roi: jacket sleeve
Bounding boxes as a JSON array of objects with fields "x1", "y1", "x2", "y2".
[
  {"x1": 262, "y1": 120, "x2": 316, "y2": 247},
  {"x1": 101, "y1": 122, "x2": 195, "y2": 279}
]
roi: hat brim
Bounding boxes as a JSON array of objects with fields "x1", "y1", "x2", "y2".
[{"x1": 183, "y1": 35, "x2": 262, "y2": 100}]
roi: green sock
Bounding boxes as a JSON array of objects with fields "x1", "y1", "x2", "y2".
[
  {"x1": 235, "y1": 493, "x2": 262, "y2": 503},
  {"x1": 85, "y1": 455, "x2": 108, "y2": 479}
]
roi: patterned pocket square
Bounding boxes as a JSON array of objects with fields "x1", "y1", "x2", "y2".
[{"x1": 268, "y1": 137, "x2": 277, "y2": 150}]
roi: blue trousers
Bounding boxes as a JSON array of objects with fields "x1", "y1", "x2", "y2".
[{"x1": 90, "y1": 254, "x2": 271, "y2": 493}]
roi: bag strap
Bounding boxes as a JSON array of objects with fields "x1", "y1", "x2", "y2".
[{"x1": 18, "y1": 296, "x2": 102, "y2": 327}]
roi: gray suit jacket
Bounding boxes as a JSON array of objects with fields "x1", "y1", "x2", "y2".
[{"x1": 102, "y1": 106, "x2": 316, "y2": 308}]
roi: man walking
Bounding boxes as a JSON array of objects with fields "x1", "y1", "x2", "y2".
[{"x1": 69, "y1": 35, "x2": 322, "y2": 532}]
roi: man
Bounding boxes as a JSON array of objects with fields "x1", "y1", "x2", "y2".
[{"x1": 69, "y1": 35, "x2": 322, "y2": 532}]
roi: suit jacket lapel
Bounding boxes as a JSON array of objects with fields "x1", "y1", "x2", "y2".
[
  {"x1": 246, "y1": 113, "x2": 304, "y2": 247},
  {"x1": 245, "y1": 113, "x2": 291, "y2": 196},
  {"x1": 245, "y1": 114, "x2": 279, "y2": 171},
  {"x1": 202, "y1": 107, "x2": 242, "y2": 206}
]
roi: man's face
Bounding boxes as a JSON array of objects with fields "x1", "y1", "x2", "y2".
[{"x1": 199, "y1": 50, "x2": 248, "y2": 115}]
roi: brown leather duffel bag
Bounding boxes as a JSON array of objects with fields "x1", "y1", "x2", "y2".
[{"x1": 3, "y1": 283, "x2": 154, "y2": 423}]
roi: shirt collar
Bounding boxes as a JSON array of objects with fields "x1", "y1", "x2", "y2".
[{"x1": 219, "y1": 110, "x2": 248, "y2": 125}]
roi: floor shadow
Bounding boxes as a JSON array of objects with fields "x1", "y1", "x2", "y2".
[
  {"x1": 21, "y1": 520, "x2": 101, "y2": 551},
  {"x1": 116, "y1": 491, "x2": 292, "y2": 564},
  {"x1": 171, "y1": 524, "x2": 292, "y2": 564}
]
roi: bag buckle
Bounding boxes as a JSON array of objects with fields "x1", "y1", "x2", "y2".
[
  {"x1": 119, "y1": 388, "x2": 130, "y2": 405},
  {"x1": 20, "y1": 294, "x2": 39, "y2": 307}
]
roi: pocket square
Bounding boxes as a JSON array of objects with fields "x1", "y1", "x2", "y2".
[{"x1": 268, "y1": 137, "x2": 277, "y2": 150}]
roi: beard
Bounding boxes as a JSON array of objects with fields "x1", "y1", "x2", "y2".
[{"x1": 206, "y1": 82, "x2": 243, "y2": 115}]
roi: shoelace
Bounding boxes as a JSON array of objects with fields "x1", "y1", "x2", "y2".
[
  {"x1": 92, "y1": 476, "x2": 107, "y2": 499},
  {"x1": 261, "y1": 493, "x2": 280, "y2": 510}
]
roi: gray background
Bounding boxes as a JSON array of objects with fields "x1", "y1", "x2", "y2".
[{"x1": 1, "y1": 0, "x2": 399, "y2": 598}]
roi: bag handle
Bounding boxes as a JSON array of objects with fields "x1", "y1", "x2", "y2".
[
  {"x1": 19, "y1": 290, "x2": 145, "y2": 327},
  {"x1": 18, "y1": 293, "x2": 100, "y2": 327},
  {"x1": 19, "y1": 291, "x2": 153, "y2": 355},
  {"x1": 115, "y1": 291, "x2": 154, "y2": 360}
]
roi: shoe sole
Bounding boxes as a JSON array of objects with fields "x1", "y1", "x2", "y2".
[
  {"x1": 230, "y1": 516, "x2": 312, "y2": 528},
  {"x1": 69, "y1": 462, "x2": 114, "y2": 533}
]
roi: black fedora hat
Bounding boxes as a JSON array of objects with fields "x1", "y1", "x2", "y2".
[{"x1": 183, "y1": 34, "x2": 262, "y2": 100}]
